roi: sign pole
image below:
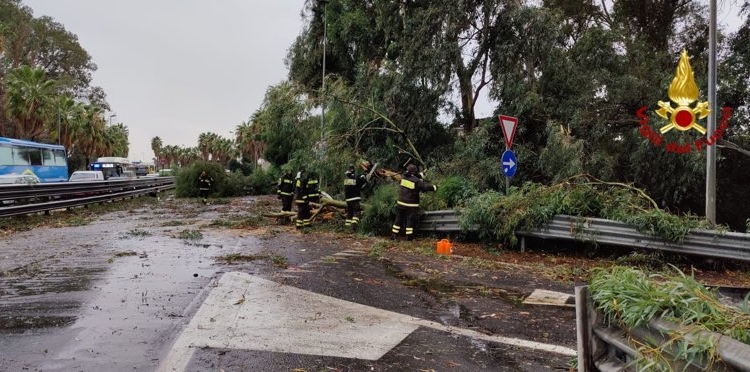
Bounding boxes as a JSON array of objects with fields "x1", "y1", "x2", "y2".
[
  {"x1": 706, "y1": 0, "x2": 717, "y2": 225},
  {"x1": 499, "y1": 114, "x2": 519, "y2": 196},
  {"x1": 505, "y1": 146, "x2": 510, "y2": 196}
]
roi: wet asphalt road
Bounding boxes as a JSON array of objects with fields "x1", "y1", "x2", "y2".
[{"x1": 0, "y1": 196, "x2": 577, "y2": 371}]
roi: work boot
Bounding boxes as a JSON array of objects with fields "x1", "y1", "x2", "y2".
[
  {"x1": 406, "y1": 235, "x2": 414, "y2": 241},
  {"x1": 390, "y1": 234, "x2": 397, "y2": 241}
]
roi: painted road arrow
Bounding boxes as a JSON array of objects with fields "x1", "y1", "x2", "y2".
[{"x1": 158, "y1": 272, "x2": 575, "y2": 372}]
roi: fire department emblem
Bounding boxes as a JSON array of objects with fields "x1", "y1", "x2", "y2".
[{"x1": 655, "y1": 50, "x2": 710, "y2": 135}]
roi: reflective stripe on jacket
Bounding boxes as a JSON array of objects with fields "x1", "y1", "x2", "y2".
[
  {"x1": 396, "y1": 172, "x2": 436, "y2": 209},
  {"x1": 344, "y1": 170, "x2": 367, "y2": 201}
]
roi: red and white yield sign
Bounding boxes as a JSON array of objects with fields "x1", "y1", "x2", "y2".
[{"x1": 498, "y1": 115, "x2": 518, "y2": 149}]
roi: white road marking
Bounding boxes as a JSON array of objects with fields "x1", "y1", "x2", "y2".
[{"x1": 157, "y1": 272, "x2": 576, "y2": 372}]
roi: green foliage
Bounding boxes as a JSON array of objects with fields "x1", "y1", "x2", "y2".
[
  {"x1": 244, "y1": 168, "x2": 277, "y2": 196},
  {"x1": 175, "y1": 162, "x2": 225, "y2": 198},
  {"x1": 359, "y1": 184, "x2": 397, "y2": 235},
  {"x1": 459, "y1": 177, "x2": 715, "y2": 246},
  {"x1": 589, "y1": 266, "x2": 750, "y2": 370},
  {"x1": 436, "y1": 176, "x2": 478, "y2": 208},
  {"x1": 440, "y1": 124, "x2": 505, "y2": 191},
  {"x1": 457, "y1": 190, "x2": 504, "y2": 242}
]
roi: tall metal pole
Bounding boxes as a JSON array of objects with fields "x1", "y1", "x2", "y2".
[
  {"x1": 321, "y1": 0, "x2": 327, "y2": 149},
  {"x1": 319, "y1": 0, "x2": 328, "y2": 189},
  {"x1": 706, "y1": 0, "x2": 717, "y2": 224}
]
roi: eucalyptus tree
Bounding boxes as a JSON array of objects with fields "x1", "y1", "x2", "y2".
[
  {"x1": 253, "y1": 82, "x2": 313, "y2": 167},
  {"x1": 0, "y1": 0, "x2": 95, "y2": 93},
  {"x1": 288, "y1": 0, "x2": 512, "y2": 134}
]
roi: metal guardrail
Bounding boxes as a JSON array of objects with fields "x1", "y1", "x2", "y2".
[
  {"x1": 576, "y1": 286, "x2": 750, "y2": 371},
  {"x1": 0, "y1": 177, "x2": 175, "y2": 218},
  {"x1": 417, "y1": 210, "x2": 750, "y2": 263},
  {"x1": 520, "y1": 215, "x2": 750, "y2": 262},
  {"x1": 417, "y1": 210, "x2": 463, "y2": 233}
]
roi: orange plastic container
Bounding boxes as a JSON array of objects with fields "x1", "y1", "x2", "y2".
[{"x1": 436, "y1": 239, "x2": 453, "y2": 255}]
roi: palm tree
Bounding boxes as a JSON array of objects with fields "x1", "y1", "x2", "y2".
[
  {"x1": 106, "y1": 123, "x2": 129, "y2": 157},
  {"x1": 235, "y1": 119, "x2": 265, "y2": 169},
  {"x1": 76, "y1": 104, "x2": 105, "y2": 166},
  {"x1": 197, "y1": 132, "x2": 216, "y2": 161},
  {"x1": 3, "y1": 65, "x2": 56, "y2": 140},
  {"x1": 53, "y1": 95, "x2": 82, "y2": 153},
  {"x1": 151, "y1": 136, "x2": 163, "y2": 168}
]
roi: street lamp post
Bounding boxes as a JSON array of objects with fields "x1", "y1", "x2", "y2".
[
  {"x1": 320, "y1": 0, "x2": 328, "y2": 152},
  {"x1": 108, "y1": 114, "x2": 117, "y2": 126}
]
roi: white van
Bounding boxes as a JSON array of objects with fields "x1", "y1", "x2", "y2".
[{"x1": 69, "y1": 170, "x2": 105, "y2": 182}]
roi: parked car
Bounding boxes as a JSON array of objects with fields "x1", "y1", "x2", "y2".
[
  {"x1": 69, "y1": 171, "x2": 105, "y2": 182},
  {"x1": 0, "y1": 174, "x2": 41, "y2": 185}
]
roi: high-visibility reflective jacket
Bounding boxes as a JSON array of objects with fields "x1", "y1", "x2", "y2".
[
  {"x1": 277, "y1": 173, "x2": 294, "y2": 197},
  {"x1": 294, "y1": 172, "x2": 308, "y2": 204},
  {"x1": 344, "y1": 170, "x2": 367, "y2": 201},
  {"x1": 397, "y1": 172, "x2": 436, "y2": 209},
  {"x1": 306, "y1": 172, "x2": 320, "y2": 203},
  {"x1": 198, "y1": 174, "x2": 213, "y2": 191}
]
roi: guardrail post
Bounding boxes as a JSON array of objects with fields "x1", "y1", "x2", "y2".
[{"x1": 576, "y1": 286, "x2": 594, "y2": 371}]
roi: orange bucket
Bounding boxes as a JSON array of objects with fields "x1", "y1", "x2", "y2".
[{"x1": 436, "y1": 239, "x2": 453, "y2": 255}]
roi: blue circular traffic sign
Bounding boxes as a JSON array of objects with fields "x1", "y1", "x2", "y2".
[{"x1": 501, "y1": 150, "x2": 517, "y2": 177}]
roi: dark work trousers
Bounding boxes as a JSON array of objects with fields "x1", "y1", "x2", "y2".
[
  {"x1": 392, "y1": 206, "x2": 418, "y2": 238},
  {"x1": 281, "y1": 195, "x2": 293, "y2": 212},
  {"x1": 199, "y1": 188, "x2": 210, "y2": 202},
  {"x1": 296, "y1": 201, "x2": 311, "y2": 228},
  {"x1": 345, "y1": 200, "x2": 362, "y2": 227}
]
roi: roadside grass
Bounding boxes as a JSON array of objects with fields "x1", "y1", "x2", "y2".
[
  {"x1": 271, "y1": 255, "x2": 289, "y2": 268},
  {"x1": 161, "y1": 220, "x2": 185, "y2": 227},
  {"x1": 217, "y1": 253, "x2": 268, "y2": 264},
  {"x1": 209, "y1": 214, "x2": 265, "y2": 229},
  {"x1": 178, "y1": 229, "x2": 203, "y2": 240},
  {"x1": 123, "y1": 229, "x2": 152, "y2": 238},
  {"x1": 107, "y1": 250, "x2": 138, "y2": 264},
  {"x1": 215, "y1": 252, "x2": 289, "y2": 268}
]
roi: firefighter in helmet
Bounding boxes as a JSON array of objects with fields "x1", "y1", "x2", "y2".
[
  {"x1": 276, "y1": 168, "x2": 294, "y2": 212},
  {"x1": 294, "y1": 167, "x2": 311, "y2": 228},
  {"x1": 344, "y1": 164, "x2": 368, "y2": 229},
  {"x1": 391, "y1": 164, "x2": 437, "y2": 240}
]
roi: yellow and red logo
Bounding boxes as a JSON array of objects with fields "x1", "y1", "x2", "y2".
[{"x1": 637, "y1": 49, "x2": 731, "y2": 154}]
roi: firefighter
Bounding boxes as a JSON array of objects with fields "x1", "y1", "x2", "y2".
[
  {"x1": 391, "y1": 164, "x2": 437, "y2": 240},
  {"x1": 294, "y1": 168, "x2": 311, "y2": 228},
  {"x1": 276, "y1": 169, "x2": 294, "y2": 212},
  {"x1": 344, "y1": 164, "x2": 368, "y2": 229},
  {"x1": 197, "y1": 171, "x2": 214, "y2": 204},
  {"x1": 306, "y1": 171, "x2": 321, "y2": 204}
]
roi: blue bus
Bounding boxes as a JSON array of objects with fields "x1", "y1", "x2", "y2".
[{"x1": 0, "y1": 137, "x2": 68, "y2": 182}]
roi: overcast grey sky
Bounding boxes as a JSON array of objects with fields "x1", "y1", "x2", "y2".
[
  {"x1": 21, "y1": 1, "x2": 745, "y2": 163},
  {"x1": 23, "y1": 0, "x2": 306, "y2": 162}
]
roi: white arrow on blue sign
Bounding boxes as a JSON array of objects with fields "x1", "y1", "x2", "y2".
[{"x1": 501, "y1": 150, "x2": 517, "y2": 177}]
